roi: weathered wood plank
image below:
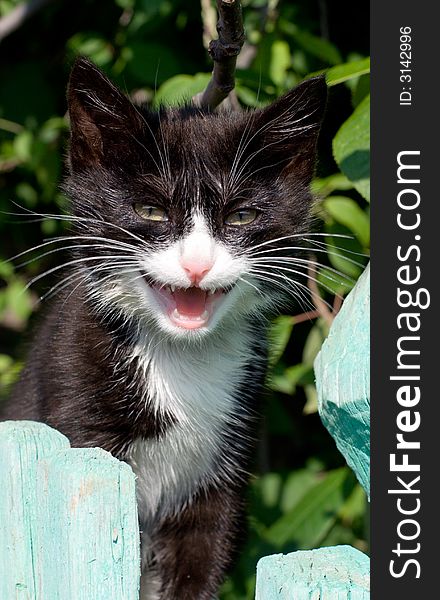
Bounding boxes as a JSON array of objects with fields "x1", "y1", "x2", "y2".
[
  {"x1": 0, "y1": 420, "x2": 70, "y2": 600},
  {"x1": 0, "y1": 421, "x2": 140, "y2": 600},
  {"x1": 34, "y1": 447, "x2": 140, "y2": 600},
  {"x1": 314, "y1": 264, "x2": 370, "y2": 497},
  {"x1": 256, "y1": 545, "x2": 370, "y2": 599}
]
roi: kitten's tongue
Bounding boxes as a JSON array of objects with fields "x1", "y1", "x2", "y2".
[
  {"x1": 173, "y1": 287, "x2": 207, "y2": 317},
  {"x1": 152, "y1": 284, "x2": 224, "y2": 330}
]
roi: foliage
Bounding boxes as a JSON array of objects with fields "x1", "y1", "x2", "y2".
[{"x1": 0, "y1": 1, "x2": 369, "y2": 597}]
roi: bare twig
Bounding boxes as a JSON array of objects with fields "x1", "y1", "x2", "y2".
[
  {"x1": 194, "y1": 0, "x2": 245, "y2": 111},
  {"x1": 332, "y1": 293, "x2": 343, "y2": 315},
  {"x1": 292, "y1": 260, "x2": 345, "y2": 326},
  {"x1": 291, "y1": 310, "x2": 320, "y2": 325},
  {"x1": 0, "y1": 0, "x2": 52, "y2": 43},
  {"x1": 307, "y1": 259, "x2": 336, "y2": 327},
  {"x1": 0, "y1": 118, "x2": 23, "y2": 134}
]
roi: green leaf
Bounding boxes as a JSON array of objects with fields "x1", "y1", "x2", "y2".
[
  {"x1": 268, "y1": 363, "x2": 312, "y2": 395},
  {"x1": 326, "y1": 57, "x2": 370, "y2": 86},
  {"x1": 138, "y1": 0, "x2": 172, "y2": 19},
  {"x1": 281, "y1": 23, "x2": 342, "y2": 65},
  {"x1": 68, "y1": 33, "x2": 113, "y2": 67},
  {"x1": 257, "y1": 473, "x2": 283, "y2": 510},
  {"x1": 15, "y1": 182, "x2": 38, "y2": 206},
  {"x1": 333, "y1": 94, "x2": 370, "y2": 202},
  {"x1": 4, "y1": 278, "x2": 33, "y2": 322},
  {"x1": 269, "y1": 40, "x2": 291, "y2": 86},
  {"x1": 0, "y1": 259, "x2": 14, "y2": 279},
  {"x1": 279, "y1": 469, "x2": 321, "y2": 514},
  {"x1": 264, "y1": 467, "x2": 356, "y2": 548},
  {"x1": 325, "y1": 231, "x2": 364, "y2": 279},
  {"x1": 13, "y1": 130, "x2": 33, "y2": 162},
  {"x1": 302, "y1": 319, "x2": 328, "y2": 367},
  {"x1": 324, "y1": 196, "x2": 370, "y2": 247},
  {"x1": 317, "y1": 267, "x2": 353, "y2": 295},
  {"x1": 39, "y1": 117, "x2": 68, "y2": 143},
  {"x1": 267, "y1": 315, "x2": 294, "y2": 367},
  {"x1": 0, "y1": 354, "x2": 22, "y2": 393},
  {"x1": 353, "y1": 74, "x2": 370, "y2": 107},
  {"x1": 154, "y1": 73, "x2": 211, "y2": 106},
  {"x1": 303, "y1": 384, "x2": 318, "y2": 415},
  {"x1": 0, "y1": 354, "x2": 13, "y2": 372},
  {"x1": 338, "y1": 483, "x2": 367, "y2": 524},
  {"x1": 235, "y1": 85, "x2": 268, "y2": 108},
  {"x1": 311, "y1": 173, "x2": 354, "y2": 198},
  {"x1": 41, "y1": 219, "x2": 58, "y2": 235}
]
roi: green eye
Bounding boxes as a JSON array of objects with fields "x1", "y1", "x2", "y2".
[
  {"x1": 225, "y1": 208, "x2": 258, "y2": 226},
  {"x1": 133, "y1": 203, "x2": 169, "y2": 222}
]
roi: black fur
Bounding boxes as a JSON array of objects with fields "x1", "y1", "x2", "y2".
[{"x1": 2, "y1": 57, "x2": 327, "y2": 599}]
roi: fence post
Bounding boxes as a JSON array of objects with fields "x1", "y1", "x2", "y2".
[
  {"x1": 0, "y1": 421, "x2": 140, "y2": 600},
  {"x1": 0, "y1": 420, "x2": 70, "y2": 599},
  {"x1": 256, "y1": 545, "x2": 370, "y2": 600},
  {"x1": 315, "y1": 263, "x2": 370, "y2": 498}
]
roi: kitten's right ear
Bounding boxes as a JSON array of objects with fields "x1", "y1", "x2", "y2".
[
  {"x1": 244, "y1": 76, "x2": 328, "y2": 182},
  {"x1": 67, "y1": 57, "x2": 143, "y2": 172}
]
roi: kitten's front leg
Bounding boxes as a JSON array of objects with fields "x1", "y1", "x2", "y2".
[{"x1": 145, "y1": 484, "x2": 245, "y2": 600}]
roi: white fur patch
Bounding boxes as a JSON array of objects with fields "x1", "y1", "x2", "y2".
[{"x1": 125, "y1": 323, "x2": 255, "y2": 530}]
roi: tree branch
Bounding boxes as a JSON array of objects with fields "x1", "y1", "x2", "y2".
[
  {"x1": 307, "y1": 259, "x2": 338, "y2": 327},
  {"x1": 194, "y1": 0, "x2": 245, "y2": 111}
]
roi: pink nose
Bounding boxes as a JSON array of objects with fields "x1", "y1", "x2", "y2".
[{"x1": 181, "y1": 258, "x2": 213, "y2": 285}]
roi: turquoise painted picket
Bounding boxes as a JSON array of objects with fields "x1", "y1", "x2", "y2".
[
  {"x1": 315, "y1": 263, "x2": 370, "y2": 499},
  {"x1": 255, "y1": 263, "x2": 370, "y2": 598},
  {"x1": 0, "y1": 420, "x2": 140, "y2": 600},
  {"x1": 256, "y1": 545, "x2": 370, "y2": 600}
]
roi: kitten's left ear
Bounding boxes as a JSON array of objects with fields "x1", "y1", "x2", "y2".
[
  {"x1": 67, "y1": 57, "x2": 144, "y2": 172},
  {"x1": 250, "y1": 75, "x2": 328, "y2": 181}
]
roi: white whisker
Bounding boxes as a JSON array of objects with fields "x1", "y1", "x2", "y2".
[
  {"x1": 249, "y1": 267, "x2": 317, "y2": 313},
  {"x1": 24, "y1": 255, "x2": 140, "y2": 291},
  {"x1": 15, "y1": 242, "x2": 141, "y2": 269},
  {"x1": 250, "y1": 256, "x2": 354, "y2": 284},
  {"x1": 7, "y1": 205, "x2": 148, "y2": 247},
  {"x1": 250, "y1": 245, "x2": 365, "y2": 268}
]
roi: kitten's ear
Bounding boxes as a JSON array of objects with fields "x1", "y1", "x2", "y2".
[
  {"x1": 67, "y1": 57, "x2": 143, "y2": 172},
  {"x1": 249, "y1": 75, "x2": 327, "y2": 181}
]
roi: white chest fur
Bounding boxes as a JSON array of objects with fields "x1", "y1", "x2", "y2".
[{"x1": 125, "y1": 326, "x2": 254, "y2": 526}]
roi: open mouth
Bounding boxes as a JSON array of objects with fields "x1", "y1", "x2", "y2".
[{"x1": 147, "y1": 281, "x2": 231, "y2": 330}]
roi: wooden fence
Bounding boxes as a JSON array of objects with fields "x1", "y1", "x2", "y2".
[
  {"x1": 0, "y1": 421, "x2": 139, "y2": 600},
  {"x1": 0, "y1": 264, "x2": 370, "y2": 599}
]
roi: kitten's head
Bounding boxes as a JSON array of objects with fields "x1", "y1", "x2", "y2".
[{"x1": 65, "y1": 58, "x2": 327, "y2": 339}]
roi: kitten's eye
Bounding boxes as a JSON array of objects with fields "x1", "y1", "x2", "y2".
[
  {"x1": 225, "y1": 208, "x2": 258, "y2": 226},
  {"x1": 133, "y1": 203, "x2": 169, "y2": 222}
]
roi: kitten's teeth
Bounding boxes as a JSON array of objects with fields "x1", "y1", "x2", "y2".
[
  {"x1": 170, "y1": 285, "x2": 176, "y2": 293},
  {"x1": 171, "y1": 309, "x2": 209, "y2": 322},
  {"x1": 208, "y1": 289, "x2": 215, "y2": 296}
]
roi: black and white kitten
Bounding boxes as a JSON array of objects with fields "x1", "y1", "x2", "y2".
[{"x1": 2, "y1": 58, "x2": 327, "y2": 599}]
